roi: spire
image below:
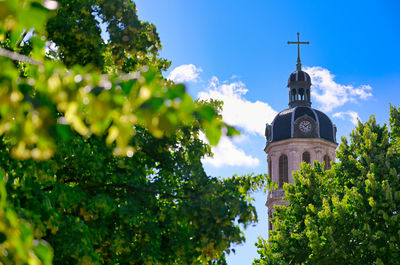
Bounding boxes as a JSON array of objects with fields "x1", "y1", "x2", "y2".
[
  {"x1": 287, "y1": 33, "x2": 312, "y2": 108},
  {"x1": 288, "y1": 32, "x2": 309, "y2": 71}
]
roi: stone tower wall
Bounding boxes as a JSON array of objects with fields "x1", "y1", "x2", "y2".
[{"x1": 265, "y1": 138, "x2": 337, "y2": 232}]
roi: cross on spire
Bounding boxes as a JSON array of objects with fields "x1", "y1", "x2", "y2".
[{"x1": 288, "y1": 32, "x2": 309, "y2": 71}]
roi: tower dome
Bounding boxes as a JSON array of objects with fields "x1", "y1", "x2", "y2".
[
  {"x1": 266, "y1": 106, "x2": 337, "y2": 144},
  {"x1": 288, "y1": 70, "x2": 311, "y2": 86},
  {"x1": 265, "y1": 66, "x2": 337, "y2": 145}
]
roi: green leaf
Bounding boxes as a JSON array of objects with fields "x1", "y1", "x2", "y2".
[
  {"x1": 0, "y1": 232, "x2": 6, "y2": 243},
  {"x1": 56, "y1": 124, "x2": 72, "y2": 141}
]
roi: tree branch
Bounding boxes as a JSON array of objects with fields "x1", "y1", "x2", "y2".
[
  {"x1": 16, "y1": 30, "x2": 28, "y2": 47},
  {"x1": 0, "y1": 47, "x2": 42, "y2": 65},
  {"x1": 43, "y1": 179, "x2": 76, "y2": 191},
  {"x1": 43, "y1": 182, "x2": 202, "y2": 200}
]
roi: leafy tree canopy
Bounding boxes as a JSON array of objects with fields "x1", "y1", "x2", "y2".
[
  {"x1": 46, "y1": 0, "x2": 170, "y2": 72},
  {"x1": 254, "y1": 106, "x2": 400, "y2": 265},
  {"x1": 0, "y1": 0, "x2": 238, "y2": 161},
  {"x1": 0, "y1": 0, "x2": 267, "y2": 264}
]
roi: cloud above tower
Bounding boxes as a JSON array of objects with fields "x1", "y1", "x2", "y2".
[{"x1": 304, "y1": 66, "x2": 372, "y2": 112}]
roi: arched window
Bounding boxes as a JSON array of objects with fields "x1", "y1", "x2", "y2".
[
  {"x1": 268, "y1": 159, "x2": 272, "y2": 178},
  {"x1": 279, "y1": 154, "x2": 288, "y2": 188},
  {"x1": 324, "y1": 155, "x2": 331, "y2": 170},
  {"x1": 302, "y1": 151, "x2": 311, "y2": 164},
  {"x1": 291, "y1": 89, "x2": 296, "y2": 101},
  {"x1": 299, "y1": 88, "x2": 304, "y2": 100},
  {"x1": 306, "y1": 89, "x2": 310, "y2": 101}
]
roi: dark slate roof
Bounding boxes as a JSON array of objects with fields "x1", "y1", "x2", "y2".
[
  {"x1": 294, "y1": 106, "x2": 315, "y2": 120},
  {"x1": 288, "y1": 70, "x2": 311, "y2": 87},
  {"x1": 315, "y1": 110, "x2": 335, "y2": 141},
  {"x1": 270, "y1": 106, "x2": 336, "y2": 143},
  {"x1": 272, "y1": 109, "x2": 293, "y2": 141}
]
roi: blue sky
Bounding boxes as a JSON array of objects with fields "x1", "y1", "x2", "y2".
[{"x1": 134, "y1": 1, "x2": 400, "y2": 264}]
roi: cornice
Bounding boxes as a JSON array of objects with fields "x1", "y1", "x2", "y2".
[{"x1": 265, "y1": 137, "x2": 337, "y2": 154}]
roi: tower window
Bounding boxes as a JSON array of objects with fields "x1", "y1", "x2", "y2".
[
  {"x1": 299, "y1": 88, "x2": 304, "y2": 100},
  {"x1": 268, "y1": 159, "x2": 272, "y2": 178},
  {"x1": 324, "y1": 155, "x2": 331, "y2": 170},
  {"x1": 291, "y1": 88, "x2": 296, "y2": 101},
  {"x1": 302, "y1": 151, "x2": 311, "y2": 164},
  {"x1": 279, "y1": 154, "x2": 288, "y2": 188}
]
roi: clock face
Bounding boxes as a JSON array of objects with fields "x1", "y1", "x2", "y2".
[{"x1": 299, "y1": 120, "x2": 312, "y2": 133}]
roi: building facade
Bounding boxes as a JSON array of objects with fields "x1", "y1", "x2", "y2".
[{"x1": 264, "y1": 40, "x2": 338, "y2": 232}]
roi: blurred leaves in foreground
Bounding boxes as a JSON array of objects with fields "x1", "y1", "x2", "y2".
[
  {"x1": 0, "y1": 0, "x2": 267, "y2": 264},
  {"x1": 0, "y1": 0, "x2": 238, "y2": 160}
]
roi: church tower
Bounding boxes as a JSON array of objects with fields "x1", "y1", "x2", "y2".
[{"x1": 264, "y1": 33, "x2": 337, "y2": 232}]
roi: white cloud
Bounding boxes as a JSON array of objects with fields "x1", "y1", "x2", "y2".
[
  {"x1": 198, "y1": 76, "x2": 277, "y2": 136},
  {"x1": 168, "y1": 64, "x2": 203, "y2": 83},
  {"x1": 304, "y1": 66, "x2": 372, "y2": 112},
  {"x1": 200, "y1": 134, "x2": 260, "y2": 168},
  {"x1": 333, "y1": 110, "x2": 360, "y2": 125},
  {"x1": 197, "y1": 75, "x2": 276, "y2": 167}
]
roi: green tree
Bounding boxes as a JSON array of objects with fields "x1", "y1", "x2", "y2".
[
  {"x1": 3, "y1": 119, "x2": 266, "y2": 264},
  {"x1": 0, "y1": 0, "x2": 267, "y2": 264},
  {"x1": 0, "y1": 0, "x2": 237, "y2": 160},
  {"x1": 0, "y1": 170, "x2": 53, "y2": 265},
  {"x1": 254, "y1": 106, "x2": 400, "y2": 265},
  {"x1": 46, "y1": 0, "x2": 170, "y2": 72}
]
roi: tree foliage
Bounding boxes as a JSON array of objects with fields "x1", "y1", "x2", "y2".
[
  {"x1": 0, "y1": 0, "x2": 238, "y2": 161},
  {"x1": 46, "y1": 0, "x2": 170, "y2": 72},
  {"x1": 0, "y1": 0, "x2": 267, "y2": 264},
  {"x1": 254, "y1": 106, "x2": 400, "y2": 265},
  {"x1": 3, "y1": 123, "x2": 266, "y2": 264},
  {"x1": 0, "y1": 170, "x2": 53, "y2": 265}
]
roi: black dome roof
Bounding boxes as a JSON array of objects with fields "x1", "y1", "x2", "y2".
[
  {"x1": 270, "y1": 106, "x2": 336, "y2": 143},
  {"x1": 288, "y1": 70, "x2": 311, "y2": 87}
]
